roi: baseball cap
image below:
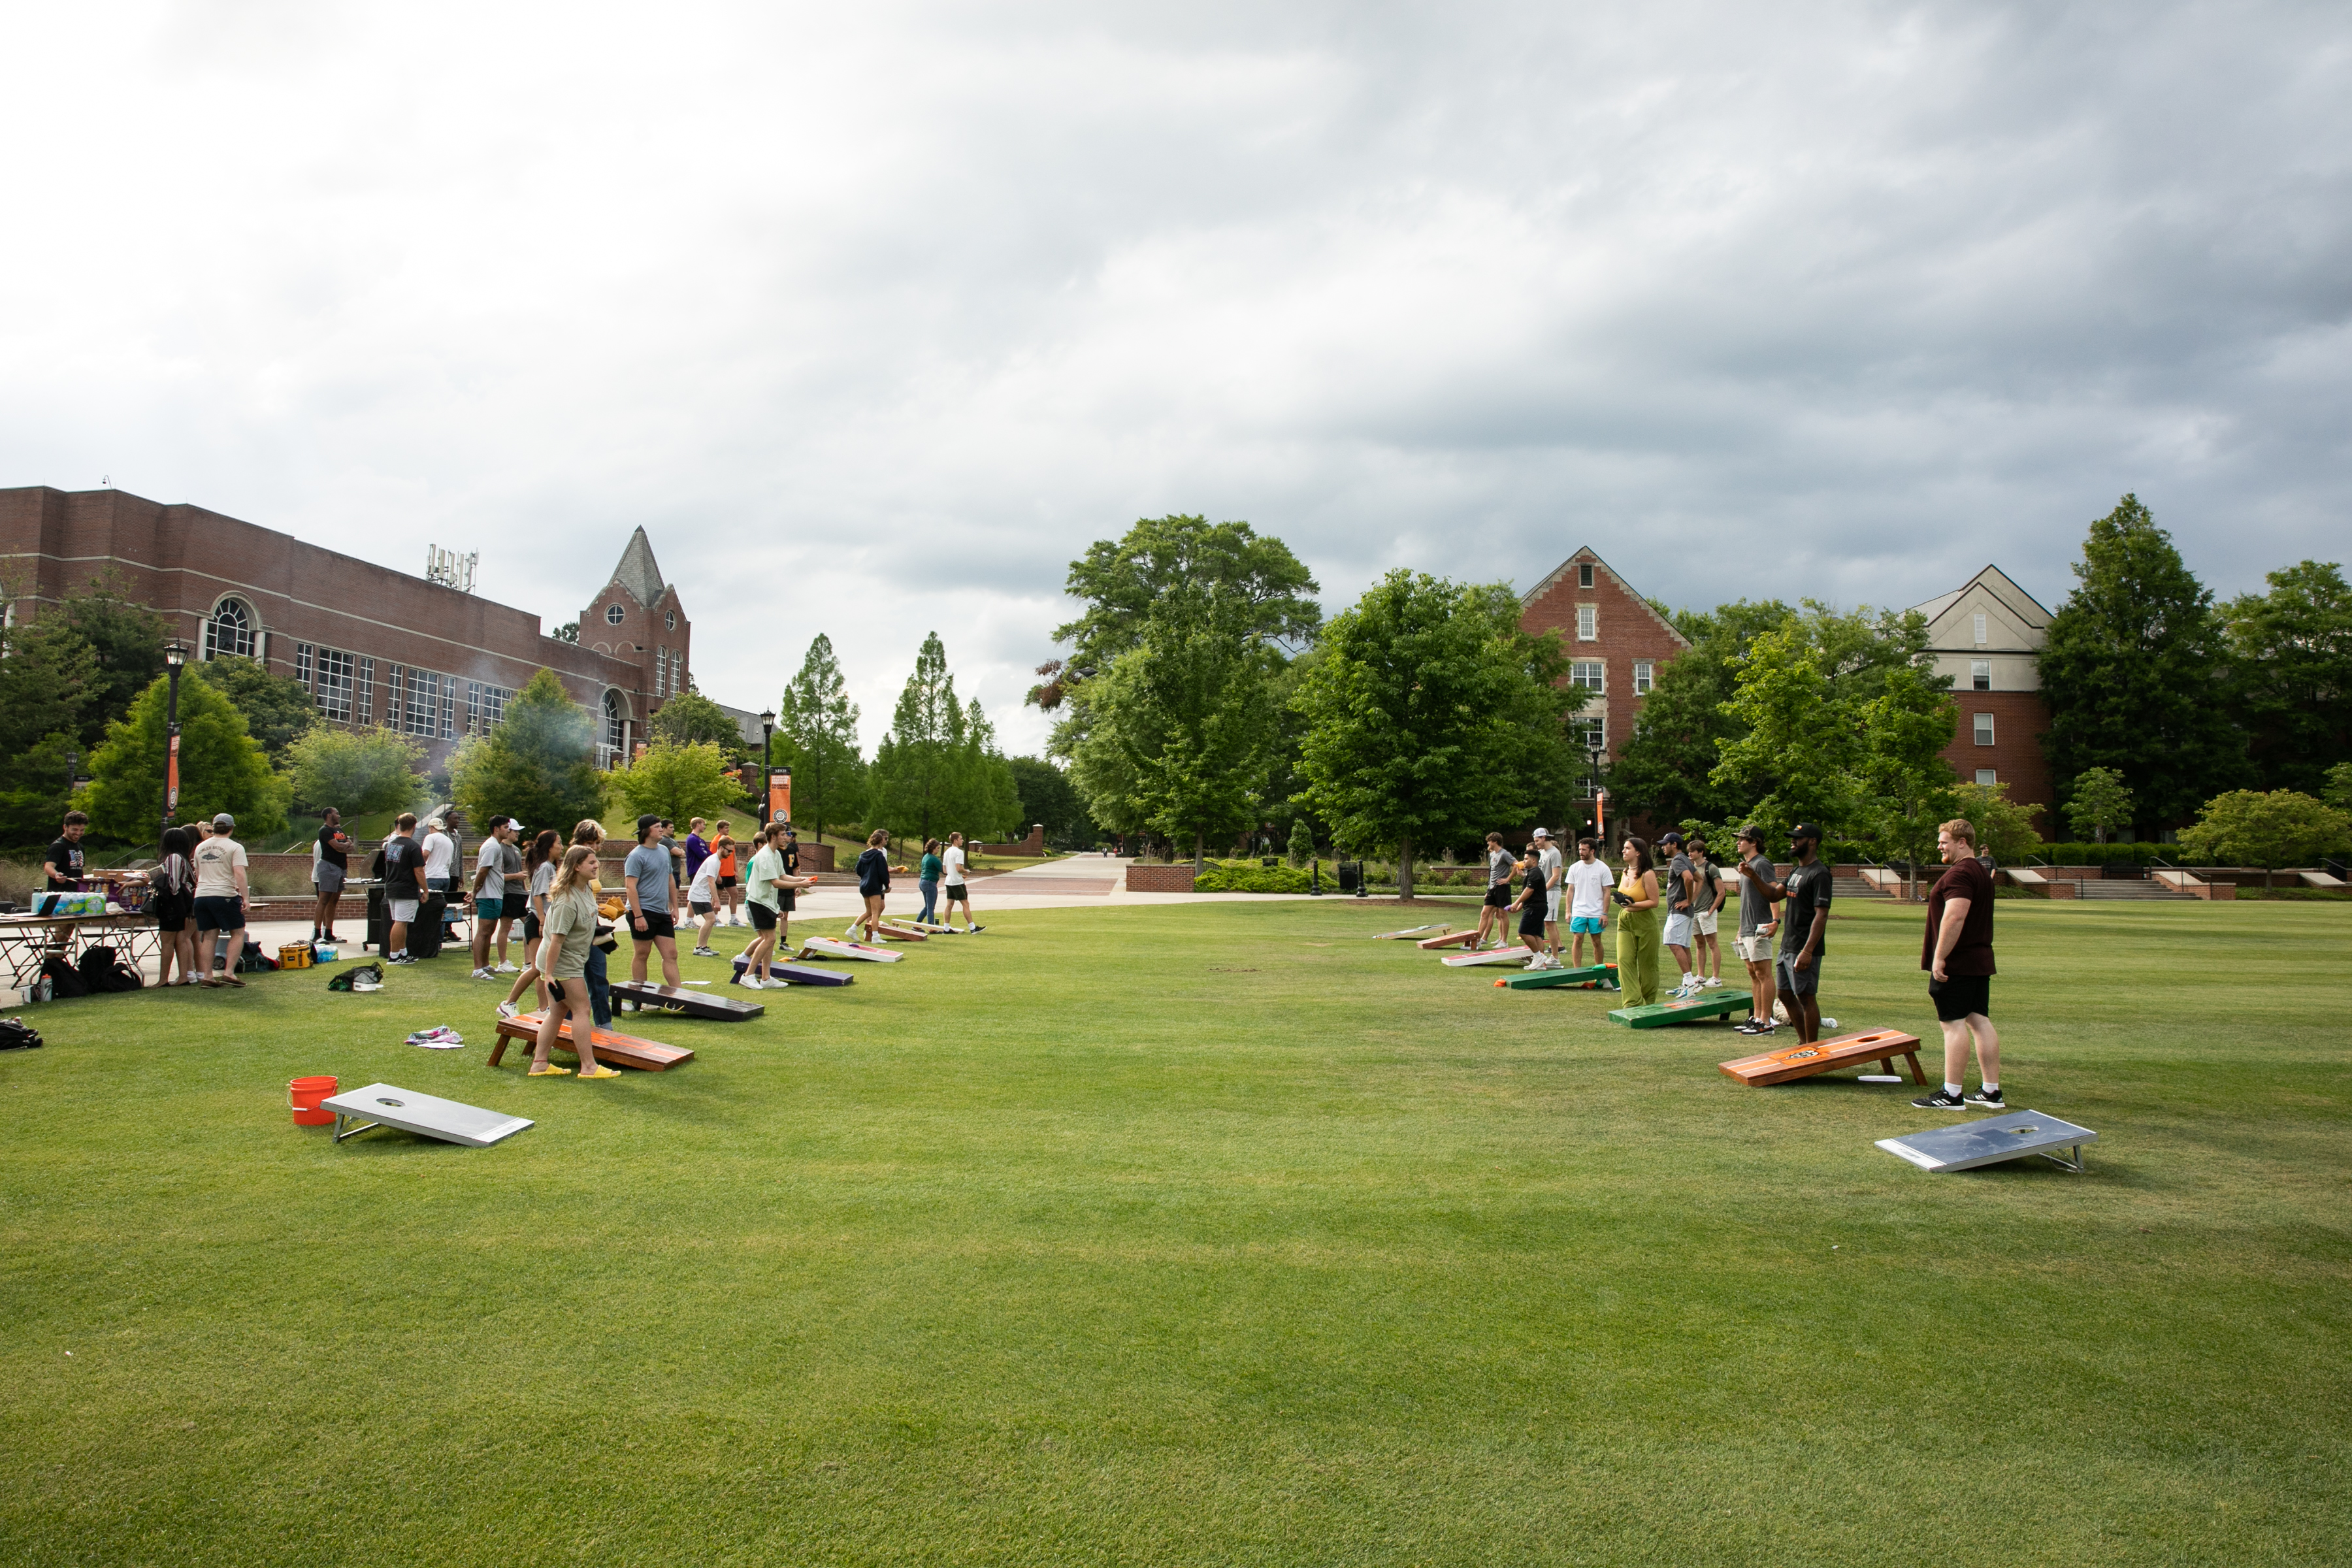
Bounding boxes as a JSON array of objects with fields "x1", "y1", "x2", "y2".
[
  {"x1": 1531, "y1": 826, "x2": 1551, "y2": 840},
  {"x1": 1657, "y1": 830, "x2": 1684, "y2": 845},
  {"x1": 212, "y1": 812, "x2": 235, "y2": 829},
  {"x1": 636, "y1": 814, "x2": 664, "y2": 835},
  {"x1": 1788, "y1": 823, "x2": 1823, "y2": 843}
]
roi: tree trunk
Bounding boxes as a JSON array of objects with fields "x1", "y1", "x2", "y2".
[
  {"x1": 1398, "y1": 834, "x2": 1415, "y2": 902},
  {"x1": 1193, "y1": 829, "x2": 1205, "y2": 877}
]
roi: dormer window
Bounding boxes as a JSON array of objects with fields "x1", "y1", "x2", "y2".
[
  {"x1": 1578, "y1": 563, "x2": 1594, "y2": 589},
  {"x1": 606, "y1": 604, "x2": 625, "y2": 625}
]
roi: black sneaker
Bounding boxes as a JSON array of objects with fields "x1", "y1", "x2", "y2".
[
  {"x1": 1912, "y1": 1088, "x2": 1967, "y2": 1110},
  {"x1": 1964, "y1": 1087, "x2": 2006, "y2": 1111}
]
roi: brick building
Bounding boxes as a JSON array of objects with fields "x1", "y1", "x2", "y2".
[
  {"x1": 1909, "y1": 564, "x2": 2057, "y2": 832},
  {"x1": 0, "y1": 485, "x2": 700, "y2": 768},
  {"x1": 1519, "y1": 546, "x2": 1692, "y2": 807}
]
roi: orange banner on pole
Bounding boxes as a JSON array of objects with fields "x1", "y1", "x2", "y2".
[{"x1": 767, "y1": 768, "x2": 792, "y2": 827}]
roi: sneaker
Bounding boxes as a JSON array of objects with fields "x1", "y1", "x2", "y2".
[
  {"x1": 693, "y1": 946, "x2": 717, "y2": 958},
  {"x1": 1702, "y1": 977, "x2": 1723, "y2": 989},
  {"x1": 761, "y1": 976, "x2": 792, "y2": 988},
  {"x1": 497, "y1": 1000, "x2": 519, "y2": 1020},
  {"x1": 968, "y1": 924, "x2": 985, "y2": 934},
  {"x1": 1912, "y1": 1088, "x2": 1968, "y2": 1110},
  {"x1": 493, "y1": 962, "x2": 519, "y2": 975},
  {"x1": 1964, "y1": 1087, "x2": 2006, "y2": 1111},
  {"x1": 1733, "y1": 1019, "x2": 1767, "y2": 1034},
  {"x1": 845, "y1": 921, "x2": 862, "y2": 939},
  {"x1": 387, "y1": 953, "x2": 417, "y2": 965},
  {"x1": 472, "y1": 967, "x2": 495, "y2": 981}
]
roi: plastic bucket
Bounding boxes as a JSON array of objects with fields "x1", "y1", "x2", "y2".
[{"x1": 289, "y1": 1075, "x2": 338, "y2": 1126}]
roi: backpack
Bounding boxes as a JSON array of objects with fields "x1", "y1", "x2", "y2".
[
  {"x1": 0, "y1": 1017, "x2": 41, "y2": 1049},
  {"x1": 327, "y1": 962, "x2": 384, "y2": 992},
  {"x1": 235, "y1": 938, "x2": 280, "y2": 973},
  {"x1": 39, "y1": 953, "x2": 90, "y2": 999},
  {"x1": 76, "y1": 945, "x2": 144, "y2": 994}
]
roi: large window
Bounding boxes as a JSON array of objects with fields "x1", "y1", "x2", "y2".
[
  {"x1": 1973, "y1": 711, "x2": 1996, "y2": 745},
  {"x1": 1571, "y1": 714, "x2": 1606, "y2": 751},
  {"x1": 1976, "y1": 769, "x2": 1998, "y2": 785},
  {"x1": 1971, "y1": 659, "x2": 1991, "y2": 692},
  {"x1": 465, "y1": 680, "x2": 515, "y2": 736},
  {"x1": 316, "y1": 649, "x2": 354, "y2": 721},
  {"x1": 204, "y1": 597, "x2": 255, "y2": 660},
  {"x1": 295, "y1": 642, "x2": 314, "y2": 686},
  {"x1": 357, "y1": 657, "x2": 375, "y2": 722},
  {"x1": 402, "y1": 668, "x2": 444, "y2": 737},
  {"x1": 1570, "y1": 661, "x2": 1605, "y2": 691},
  {"x1": 1575, "y1": 604, "x2": 1597, "y2": 641},
  {"x1": 602, "y1": 689, "x2": 627, "y2": 766},
  {"x1": 1633, "y1": 660, "x2": 1654, "y2": 694}
]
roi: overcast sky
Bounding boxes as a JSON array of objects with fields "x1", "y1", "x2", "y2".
[{"x1": 4, "y1": 1, "x2": 2346, "y2": 754}]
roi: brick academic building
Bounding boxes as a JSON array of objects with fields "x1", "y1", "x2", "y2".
[
  {"x1": 1519, "y1": 547, "x2": 2059, "y2": 836},
  {"x1": 1, "y1": 485, "x2": 706, "y2": 768}
]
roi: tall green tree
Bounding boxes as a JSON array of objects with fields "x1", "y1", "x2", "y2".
[
  {"x1": 446, "y1": 668, "x2": 606, "y2": 836},
  {"x1": 1607, "y1": 600, "x2": 1797, "y2": 826},
  {"x1": 2063, "y1": 767, "x2": 2136, "y2": 843},
  {"x1": 284, "y1": 725, "x2": 427, "y2": 817},
  {"x1": 648, "y1": 686, "x2": 748, "y2": 757},
  {"x1": 2039, "y1": 495, "x2": 2244, "y2": 832},
  {"x1": 1292, "y1": 571, "x2": 1581, "y2": 899},
  {"x1": 1007, "y1": 755, "x2": 1093, "y2": 849},
  {"x1": 1950, "y1": 781, "x2": 2047, "y2": 864},
  {"x1": 953, "y1": 697, "x2": 1023, "y2": 841},
  {"x1": 868, "y1": 633, "x2": 965, "y2": 844},
  {"x1": 2221, "y1": 560, "x2": 2352, "y2": 796},
  {"x1": 1710, "y1": 625, "x2": 1861, "y2": 838},
  {"x1": 608, "y1": 740, "x2": 743, "y2": 827},
  {"x1": 55, "y1": 568, "x2": 169, "y2": 740},
  {"x1": 80, "y1": 670, "x2": 290, "y2": 842},
  {"x1": 0, "y1": 614, "x2": 102, "y2": 843},
  {"x1": 776, "y1": 634, "x2": 864, "y2": 837},
  {"x1": 2178, "y1": 789, "x2": 2351, "y2": 890},
  {"x1": 191, "y1": 655, "x2": 317, "y2": 763},
  {"x1": 1854, "y1": 660, "x2": 1961, "y2": 892}
]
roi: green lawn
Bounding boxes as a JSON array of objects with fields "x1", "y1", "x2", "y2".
[{"x1": 2, "y1": 900, "x2": 2346, "y2": 1565}]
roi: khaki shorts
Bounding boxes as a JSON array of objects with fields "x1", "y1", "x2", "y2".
[
  {"x1": 1735, "y1": 934, "x2": 1774, "y2": 964},
  {"x1": 1692, "y1": 909, "x2": 1718, "y2": 936}
]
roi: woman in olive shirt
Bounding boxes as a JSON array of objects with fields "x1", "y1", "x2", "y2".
[{"x1": 528, "y1": 846, "x2": 617, "y2": 1079}]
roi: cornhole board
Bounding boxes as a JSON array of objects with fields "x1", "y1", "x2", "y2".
[
  {"x1": 1720, "y1": 1028, "x2": 1925, "y2": 1086},
  {"x1": 1375, "y1": 924, "x2": 1448, "y2": 941},
  {"x1": 1417, "y1": 930, "x2": 1479, "y2": 949},
  {"x1": 1442, "y1": 946, "x2": 1532, "y2": 968},
  {"x1": 608, "y1": 979, "x2": 764, "y2": 1021},
  {"x1": 1876, "y1": 1111, "x2": 2097, "y2": 1173},
  {"x1": 321, "y1": 1083, "x2": 532, "y2": 1147},
  {"x1": 1608, "y1": 991, "x2": 1754, "y2": 1028},
  {"x1": 1503, "y1": 962, "x2": 1619, "y2": 990},
  {"x1": 798, "y1": 938, "x2": 902, "y2": 963},
  {"x1": 872, "y1": 923, "x2": 929, "y2": 941},
  {"x1": 729, "y1": 956, "x2": 857, "y2": 987},
  {"x1": 487, "y1": 1013, "x2": 696, "y2": 1071},
  {"x1": 904, "y1": 921, "x2": 962, "y2": 934}
]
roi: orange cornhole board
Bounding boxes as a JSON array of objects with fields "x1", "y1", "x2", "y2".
[
  {"x1": 873, "y1": 922, "x2": 929, "y2": 941},
  {"x1": 488, "y1": 1013, "x2": 696, "y2": 1072},
  {"x1": 1719, "y1": 1028, "x2": 1925, "y2": 1087},
  {"x1": 1416, "y1": 930, "x2": 1478, "y2": 949}
]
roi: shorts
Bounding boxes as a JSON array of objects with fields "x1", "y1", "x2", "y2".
[
  {"x1": 748, "y1": 902, "x2": 779, "y2": 931},
  {"x1": 1483, "y1": 884, "x2": 1512, "y2": 909},
  {"x1": 1735, "y1": 934, "x2": 1774, "y2": 964},
  {"x1": 313, "y1": 863, "x2": 347, "y2": 894},
  {"x1": 1929, "y1": 972, "x2": 1991, "y2": 1022},
  {"x1": 1517, "y1": 900, "x2": 1547, "y2": 938},
  {"x1": 945, "y1": 882, "x2": 970, "y2": 902},
  {"x1": 689, "y1": 897, "x2": 713, "y2": 915},
  {"x1": 151, "y1": 893, "x2": 191, "y2": 930},
  {"x1": 1663, "y1": 912, "x2": 1693, "y2": 948},
  {"x1": 1546, "y1": 890, "x2": 1563, "y2": 923},
  {"x1": 719, "y1": 875, "x2": 738, "y2": 889},
  {"x1": 1776, "y1": 952, "x2": 1822, "y2": 997},
  {"x1": 523, "y1": 911, "x2": 542, "y2": 943},
  {"x1": 193, "y1": 894, "x2": 244, "y2": 932},
  {"x1": 388, "y1": 898, "x2": 421, "y2": 924},
  {"x1": 475, "y1": 895, "x2": 504, "y2": 922},
  {"x1": 778, "y1": 887, "x2": 796, "y2": 912},
  {"x1": 1569, "y1": 915, "x2": 1604, "y2": 935},
  {"x1": 1692, "y1": 909, "x2": 1718, "y2": 936},
  {"x1": 631, "y1": 910, "x2": 676, "y2": 941}
]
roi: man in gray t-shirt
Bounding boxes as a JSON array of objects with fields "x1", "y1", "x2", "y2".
[
  {"x1": 625, "y1": 815, "x2": 681, "y2": 986},
  {"x1": 1661, "y1": 831, "x2": 1699, "y2": 996},
  {"x1": 1730, "y1": 826, "x2": 1782, "y2": 1034}
]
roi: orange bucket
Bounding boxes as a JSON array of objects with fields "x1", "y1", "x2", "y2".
[{"x1": 289, "y1": 1075, "x2": 338, "y2": 1126}]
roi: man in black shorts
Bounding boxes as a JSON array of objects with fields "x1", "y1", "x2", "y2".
[
  {"x1": 1772, "y1": 823, "x2": 1831, "y2": 1044},
  {"x1": 625, "y1": 815, "x2": 681, "y2": 987},
  {"x1": 1914, "y1": 817, "x2": 2004, "y2": 1111},
  {"x1": 1473, "y1": 831, "x2": 1512, "y2": 949},
  {"x1": 312, "y1": 808, "x2": 351, "y2": 941}
]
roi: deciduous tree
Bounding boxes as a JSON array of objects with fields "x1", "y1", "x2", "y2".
[
  {"x1": 608, "y1": 740, "x2": 743, "y2": 827},
  {"x1": 191, "y1": 655, "x2": 317, "y2": 762},
  {"x1": 1950, "y1": 781, "x2": 2047, "y2": 865},
  {"x1": 2221, "y1": 560, "x2": 2352, "y2": 796},
  {"x1": 2178, "y1": 790, "x2": 2351, "y2": 890},
  {"x1": 446, "y1": 669, "x2": 606, "y2": 836},
  {"x1": 1007, "y1": 755, "x2": 1093, "y2": 849},
  {"x1": 284, "y1": 725, "x2": 427, "y2": 817},
  {"x1": 82, "y1": 670, "x2": 289, "y2": 842},
  {"x1": 2063, "y1": 767, "x2": 2135, "y2": 843}
]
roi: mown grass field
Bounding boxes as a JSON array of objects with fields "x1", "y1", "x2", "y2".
[{"x1": 2, "y1": 898, "x2": 2345, "y2": 1565}]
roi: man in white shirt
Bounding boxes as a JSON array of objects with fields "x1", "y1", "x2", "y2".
[
  {"x1": 1563, "y1": 836, "x2": 1613, "y2": 971},
  {"x1": 192, "y1": 812, "x2": 251, "y2": 988},
  {"x1": 941, "y1": 832, "x2": 985, "y2": 932},
  {"x1": 421, "y1": 817, "x2": 459, "y2": 941},
  {"x1": 1534, "y1": 828, "x2": 1565, "y2": 963}
]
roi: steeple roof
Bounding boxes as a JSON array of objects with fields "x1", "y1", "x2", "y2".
[{"x1": 610, "y1": 527, "x2": 667, "y2": 608}]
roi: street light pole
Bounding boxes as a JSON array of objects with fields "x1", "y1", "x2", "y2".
[
  {"x1": 1586, "y1": 743, "x2": 1608, "y2": 848},
  {"x1": 162, "y1": 640, "x2": 189, "y2": 840},
  {"x1": 758, "y1": 708, "x2": 776, "y2": 827}
]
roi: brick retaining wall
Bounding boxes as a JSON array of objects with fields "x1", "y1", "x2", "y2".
[{"x1": 1126, "y1": 864, "x2": 1196, "y2": 892}]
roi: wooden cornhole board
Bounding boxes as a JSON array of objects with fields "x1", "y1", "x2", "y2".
[
  {"x1": 1503, "y1": 962, "x2": 1618, "y2": 991},
  {"x1": 1417, "y1": 930, "x2": 1479, "y2": 949},
  {"x1": 488, "y1": 1013, "x2": 696, "y2": 1071},
  {"x1": 873, "y1": 922, "x2": 929, "y2": 941},
  {"x1": 1608, "y1": 990, "x2": 1752, "y2": 1028},
  {"x1": 798, "y1": 938, "x2": 902, "y2": 963},
  {"x1": 1442, "y1": 946, "x2": 1531, "y2": 968},
  {"x1": 904, "y1": 921, "x2": 963, "y2": 934},
  {"x1": 1375, "y1": 924, "x2": 1448, "y2": 941},
  {"x1": 1720, "y1": 1027, "x2": 1926, "y2": 1086},
  {"x1": 608, "y1": 979, "x2": 764, "y2": 1020}
]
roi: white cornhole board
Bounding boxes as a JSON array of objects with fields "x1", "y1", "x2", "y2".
[
  {"x1": 799, "y1": 937, "x2": 904, "y2": 963},
  {"x1": 1441, "y1": 947, "x2": 1533, "y2": 968},
  {"x1": 1876, "y1": 1110, "x2": 2096, "y2": 1173},
  {"x1": 321, "y1": 1083, "x2": 534, "y2": 1147}
]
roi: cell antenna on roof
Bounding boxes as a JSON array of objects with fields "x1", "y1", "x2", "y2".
[{"x1": 425, "y1": 544, "x2": 478, "y2": 593}]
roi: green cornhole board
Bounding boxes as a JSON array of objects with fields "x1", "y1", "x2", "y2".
[
  {"x1": 1503, "y1": 962, "x2": 1620, "y2": 990},
  {"x1": 1607, "y1": 990, "x2": 1754, "y2": 1028}
]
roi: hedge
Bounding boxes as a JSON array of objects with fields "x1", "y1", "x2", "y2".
[{"x1": 1192, "y1": 861, "x2": 1316, "y2": 893}]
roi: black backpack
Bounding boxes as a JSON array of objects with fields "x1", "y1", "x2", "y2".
[
  {"x1": 0, "y1": 1017, "x2": 41, "y2": 1049},
  {"x1": 78, "y1": 945, "x2": 144, "y2": 994},
  {"x1": 235, "y1": 938, "x2": 280, "y2": 973},
  {"x1": 40, "y1": 954, "x2": 89, "y2": 998}
]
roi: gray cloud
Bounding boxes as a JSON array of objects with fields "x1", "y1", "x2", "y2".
[{"x1": 1, "y1": 1, "x2": 2344, "y2": 753}]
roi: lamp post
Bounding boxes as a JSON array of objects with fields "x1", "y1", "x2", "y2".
[
  {"x1": 759, "y1": 708, "x2": 776, "y2": 826},
  {"x1": 1585, "y1": 743, "x2": 1608, "y2": 848},
  {"x1": 162, "y1": 640, "x2": 189, "y2": 838}
]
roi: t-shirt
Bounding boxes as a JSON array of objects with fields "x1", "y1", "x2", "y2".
[
  {"x1": 1695, "y1": 858, "x2": 1723, "y2": 912},
  {"x1": 1737, "y1": 853, "x2": 1777, "y2": 936},
  {"x1": 1565, "y1": 857, "x2": 1611, "y2": 917},
  {"x1": 421, "y1": 831, "x2": 456, "y2": 880},
  {"x1": 857, "y1": 847, "x2": 891, "y2": 896},
  {"x1": 941, "y1": 845, "x2": 966, "y2": 887},
  {"x1": 683, "y1": 833, "x2": 710, "y2": 879},
  {"x1": 782, "y1": 841, "x2": 800, "y2": 876},
  {"x1": 1667, "y1": 852, "x2": 1695, "y2": 913},
  {"x1": 314, "y1": 825, "x2": 350, "y2": 872},
  {"x1": 193, "y1": 836, "x2": 247, "y2": 898},
  {"x1": 746, "y1": 844, "x2": 787, "y2": 910},
  {"x1": 921, "y1": 852, "x2": 943, "y2": 881},
  {"x1": 1923, "y1": 857, "x2": 1997, "y2": 977},
  {"x1": 530, "y1": 860, "x2": 555, "y2": 905},
  {"x1": 624, "y1": 842, "x2": 675, "y2": 913},
  {"x1": 45, "y1": 835, "x2": 86, "y2": 890},
  {"x1": 382, "y1": 836, "x2": 427, "y2": 898},
  {"x1": 1487, "y1": 848, "x2": 1514, "y2": 887},
  {"x1": 1780, "y1": 859, "x2": 1833, "y2": 956},
  {"x1": 474, "y1": 838, "x2": 505, "y2": 894},
  {"x1": 540, "y1": 885, "x2": 598, "y2": 980},
  {"x1": 689, "y1": 854, "x2": 723, "y2": 906},
  {"x1": 1538, "y1": 843, "x2": 1563, "y2": 894}
]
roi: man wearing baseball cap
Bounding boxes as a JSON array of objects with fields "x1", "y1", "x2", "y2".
[
  {"x1": 1532, "y1": 827, "x2": 1565, "y2": 968},
  {"x1": 1773, "y1": 824, "x2": 1833, "y2": 1043},
  {"x1": 625, "y1": 815, "x2": 681, "y2": 988},
  {"x1": 1658, "y1": 830, "x2": 1700, "y2": 996},
  {"x1": 192, "y1": 812, "x2": 250, "y2": 988}
]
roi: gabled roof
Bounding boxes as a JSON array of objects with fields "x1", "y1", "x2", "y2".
[
  {"x1": 1522, "y1": 546, "x2": 1692, "y2": 649},
  {"x1": 608, "y1": 527, "x2": 668, "y2": 608},
  {"x1": 1908, "y1": 564, "x2": 2053, "y2": 630}
]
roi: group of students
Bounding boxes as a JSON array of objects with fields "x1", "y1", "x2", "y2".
[
  {"x1": 842, "y1": 828, "x2": 986, "y2": 941},
  {"x1": 71, "y1": 809, "x2": 264, "y2": 989}
]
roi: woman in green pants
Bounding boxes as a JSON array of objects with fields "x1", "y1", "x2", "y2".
[{"x1": 1614, "y1": 836, "x2": 1665, "y2": 1005}]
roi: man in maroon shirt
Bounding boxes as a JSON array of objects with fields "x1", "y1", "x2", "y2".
[{"x1": 1912, "y1": 817, "x2": 2004, "y2": 1112}]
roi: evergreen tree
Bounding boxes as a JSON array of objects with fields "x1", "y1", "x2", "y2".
[
  {"x1": 776, "y1": 634, "x2": 864, "y2": 838},
  {"x1": 953, "y1": 697, "x2": 1023, "y2": 841},
  {"x1": 867, "y1": 633, "x2": 964, "y2": 843},
  {"x1": 2221, "y1": 560, "x2": 2352, "y2": 796},
  {"x1": 2039, "y1": 495, "x2": 2245, "y2": 832},
  {"x1": 81, "y1": 669, "x2": 290, "y2": 842},
  {"x1": 1286, "y1": 818, "x2": 1315, "y2": 866},
  {"x1": 1007, "y1": 755, "x2": 1094, "y2": 849},
  {"x1": 446, "y1": 669, "x2": 606, "y2": 836},
  {"x1": 55, "y1": 569, "x2": 168, "y2": 742}
]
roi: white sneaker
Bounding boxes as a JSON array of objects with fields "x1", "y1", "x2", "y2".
[
  {"x1": 472, "y1": 967, "x2": 495, "y2": 981},
  {"x1": 493, "y1": 962, "x2": 519, "y2": 975},
  {"x1": 496, "y1": 1000, "x2": 519, "y2": 1019},
  {"x1": 1702, "y1": 976, "x2": 1723, "y2": 989},
  {"x1": 761, "y1": 976, "x2": 792, "y2": 988}
]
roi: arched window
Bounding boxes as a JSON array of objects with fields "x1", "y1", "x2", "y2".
[
  {"x1": 606, "y1": 604, "x2": 625, "y2": 625},
  {"x1": 205, "y1": 598, "x2": 255, "y2": 660},
  {"x1": 603, "y1": 689, "x2": 627, "y2": 762}
]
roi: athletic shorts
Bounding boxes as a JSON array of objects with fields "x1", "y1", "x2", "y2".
[
  {"x1": 1569, "y1": 915, "x2": 1603, "y2": 935},
  {"x1": 778, "y1": 887, "x2": 796, "y2": 912},
  {"x1": 719, "y1": 875, "x2": 737, "y2": 889},
  {"x1": 1518, "y1": 900, "x2": 1547, "y2": 938},
  {"x1": 631, "y1": 910, "x2": 676, "y2": 941},
  {"x1": 313, "y1": 863, "x2": 346, "y2": 894},
  {"x1": 1929, "y1": 972, "x2": 1991, "y2": 1022},
  {"x1": 689, "y1": 898, "x2": 713, "y2": 915},
  {"x1": 388, "y1": 898, "x2": 421, "y2": 924},
  {"x1": 1735, "y1": 934, "x2": 1774, "y2": 964},
  {"x1": 150, "y1": 892, "x2": 191, "y2": 930},
  {"x1": 523, "y1": 912, "x2": 542, "y2": 943},
  {"x1": 475, "y1": 894, "x2": 504, "y2": 922},
  {"x1": 748, "y1": 902, "x2": 779, "y2": 931},
  {"x1": 945, "y1": 882, "x2": 970, "y2": 902},
  {"x1": 1663, "y1": 912, "x2": 1693, "y2": 949},
  {"x1": 1483, "y1": 884, "x2": 1512, "y2": 909},
  {"x1": 1692, "y1": 909, "x2": 1718, "y2": 936},
  {"x1": 193, "y1": 894, "x2": 244, "y2": 932},
  {"x1": 1776, "y1": 952, "x2": 1822, "y2": 997},
  {"x1": 1546, "y1": 890, "x2": 1563, "y2": 923}
]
